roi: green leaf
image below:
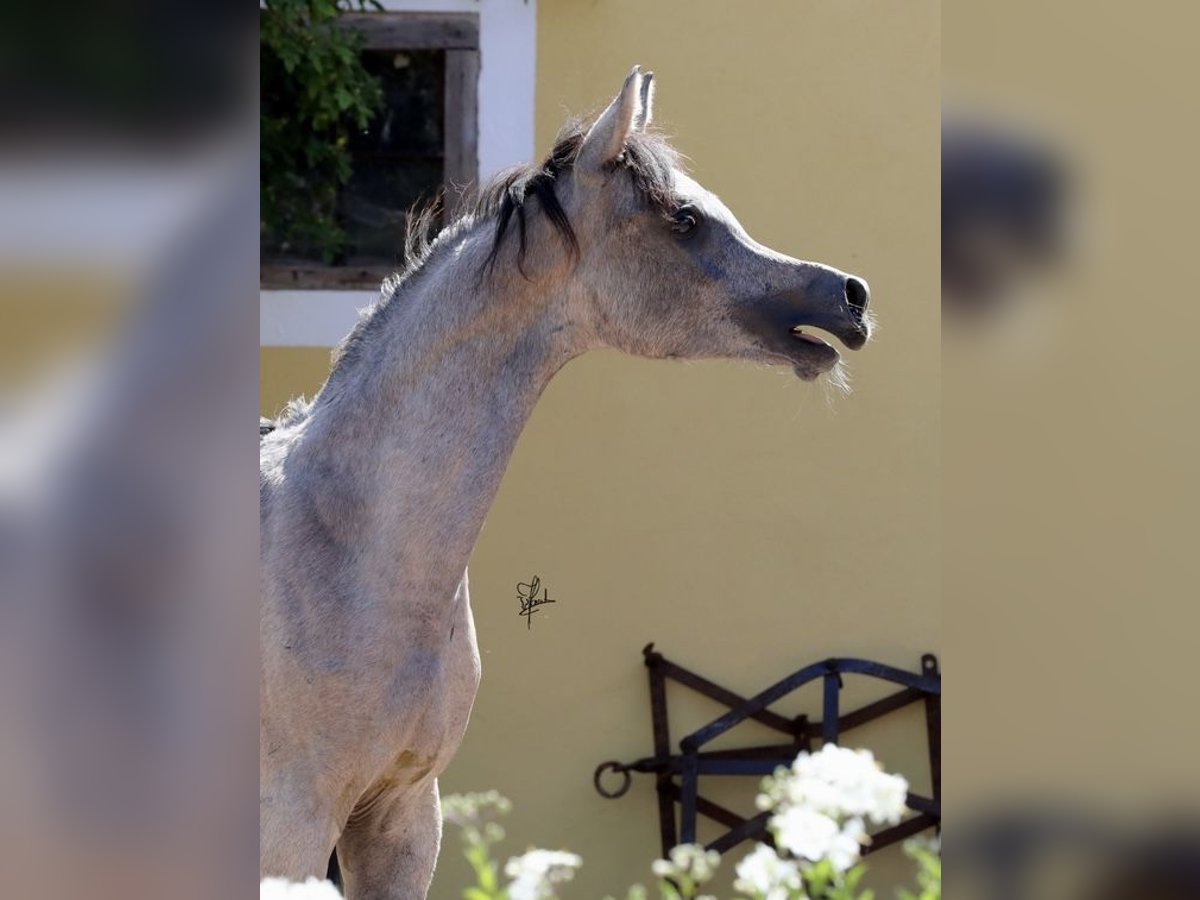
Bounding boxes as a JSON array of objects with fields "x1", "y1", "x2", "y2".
[
  {"x1": 260, "y1": 0, "x2": 382, "y2": 261},
  {"x1": 478, "y1": 861, "x2": 498, "y2": 893},
  {"x1": 844, "y1": 866, "x2": 866, "y2": 890}
]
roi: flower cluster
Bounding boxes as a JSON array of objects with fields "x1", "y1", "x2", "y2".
[
  {"x1": 651, "y1": 843, "x2": 721, "y2": 883},
  {"x1": 505, "y1": 849, "x2": 584, "y2": 900},
  {"x1": 649, "y1": 843, "x2": 721, "y2": 898},
  {"x1": 441, "y1": 789, "x2": 512, "y2": 829},
  {"x1": 732, "y1": 843, "x2": 804, "y2": 900},
  {"x1": 754, "y1": 743, "x2": 910, "y2": 876},
  {"x1": 439, "y1": 746, "x2": 930, "y2": 900},
  {"x1": 758, "y1": 745, "x2": 909, "y2": 826}
]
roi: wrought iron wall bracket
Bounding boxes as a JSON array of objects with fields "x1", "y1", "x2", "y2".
[{"x1": 593, "y1": 644, "x2": 941, "y2": 859}]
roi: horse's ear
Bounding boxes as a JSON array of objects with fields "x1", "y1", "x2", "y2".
[
  {"x1": 578, "y1": 65, "x2": 649, "y2": 171},
  {"x1": 634, "y1": 71, "x2": 655, "y2": 132}
]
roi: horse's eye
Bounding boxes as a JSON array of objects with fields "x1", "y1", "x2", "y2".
[{"x1": 671, "y1": 205, "x2": 700, "y2": 236}]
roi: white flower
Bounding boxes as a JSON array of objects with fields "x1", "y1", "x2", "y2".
[
  {"x1": 770, "y1": 806, "x2": 840, "y2": 863},
  {"x1": 733, "y1": 843, "x2": 805, "y2": 899},
  {"x1": 441, "y1": 790, "x2": 512, "y2": 828},
  {"x1": 650, "y1": 843, "x2": 721, "y2": 883},
  {"x1": 505, "y1": 849, "x2": 583, "y2": 900},
  {"x1": 826, "y1": 817, "x2": 868, "y2": 873},
  {"x1": 260, "y1": 878, "x2": 343, "y2": 900},
  {"x1": 866, "y1": 771, "x2": 910, "y2": 825},
  {"x1": 761, "y1": 745, "x2": 909, "y2": 827}
]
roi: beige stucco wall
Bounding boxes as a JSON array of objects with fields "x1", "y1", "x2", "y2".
[
  {"x1": 260, "y1": 1, "x2": 939, "y2": 893},
  {"x1": 942, "y1": 0, "x2": 1200, "y2": 830}
]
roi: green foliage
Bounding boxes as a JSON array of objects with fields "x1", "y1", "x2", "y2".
[
  {"x1": 442, "y1": 794, "x2": 941, "y2": 900},
  {"x1": 896, "y1": 839, "x2": 941, "y2": 900},
  {"x1": 442, "y1": 792, "x2": 512, "y2": 900},
  {"x1": 800, "y1": 859, "x2": 874, "y2": 900},
  {"x1": 459, "y1": 821, "x2": 507, "y2": 900},
  {"x1": 261, "y1": 0, "x2": 384, "y2": 263},
  {"x1": 605, "y1": 886, "x2": 650, "y2": 900}
]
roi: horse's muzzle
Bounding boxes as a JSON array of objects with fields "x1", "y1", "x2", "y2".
[{"x1": 736, "y1": 269, "x2": 873, "y2": 353}]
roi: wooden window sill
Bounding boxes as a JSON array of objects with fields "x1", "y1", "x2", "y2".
[{"x1": 260, "y1": 262, "x2": 396, "y2": 291}]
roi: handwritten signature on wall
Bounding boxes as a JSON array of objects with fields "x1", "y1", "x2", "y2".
[{"x1": 516, "y1": 575, "x2": 556, "y2": 630}]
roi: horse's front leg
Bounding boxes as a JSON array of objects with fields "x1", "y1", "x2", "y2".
[
  {"x1": 336, "y1": 778, "x2": 442, "y2": 900},
  {"x1": 260, "y1": 770, "x2": 343, "y2": 882}
]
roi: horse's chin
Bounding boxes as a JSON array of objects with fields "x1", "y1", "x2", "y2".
[
  {"x1": 739, "y1": 328, "x2": 847, "y2": 381},
  {"x1": 787, "y1": 333, "x2": 842, "y2": 380},
  {"x1": 795, "y1": 359, "x2": 851, "y2": 397},
  {"x1": 794, "y1": 365, "x2": 827, "y2": 382}
]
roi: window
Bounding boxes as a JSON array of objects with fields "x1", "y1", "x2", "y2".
[{"x1": 261, "y1": 12, "x2": 479, "y2": 289}]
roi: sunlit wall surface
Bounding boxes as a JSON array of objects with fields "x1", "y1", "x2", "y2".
[{"x1": 944, "y1": 3, "x2": 1200, "y2": 897}]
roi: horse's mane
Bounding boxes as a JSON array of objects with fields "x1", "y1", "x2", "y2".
[
  {"x1": 266, "y1": 119, "x2": 683, "y2": 432},
  {"x1": 400, "y1": 119, "x2": 682, "y2": 284}
]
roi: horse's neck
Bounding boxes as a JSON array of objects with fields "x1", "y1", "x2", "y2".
[{"x1": 298, "y1": 237, "x2": 580, "y2": 597}]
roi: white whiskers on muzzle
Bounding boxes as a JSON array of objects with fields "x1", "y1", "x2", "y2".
[{"x1": 822, "y1": 359, "x2": 853, "y2": 403}]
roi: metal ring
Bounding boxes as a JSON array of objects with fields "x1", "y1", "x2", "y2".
[{"x1": 593, "y1": 761, "x2": 633, "y2": 799}]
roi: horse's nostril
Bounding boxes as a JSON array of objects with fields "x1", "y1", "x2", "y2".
[{"x1": 845, "y1": 276, "x2": 870, "y2": 320}]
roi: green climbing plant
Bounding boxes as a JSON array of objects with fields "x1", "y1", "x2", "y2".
[{"x1": 261, "y1": 0, "x2": 384, "y2": 263}]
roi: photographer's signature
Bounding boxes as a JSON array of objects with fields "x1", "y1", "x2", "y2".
[{"x1": 517, "y1": 575, "x2": 556, "y2": 630}]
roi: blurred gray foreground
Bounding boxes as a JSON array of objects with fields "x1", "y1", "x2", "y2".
[{"x1": 0, "y1": 119, "x2": 258, "y2": 900}]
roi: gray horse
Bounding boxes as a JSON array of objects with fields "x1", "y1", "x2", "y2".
[{"x1": 260, "y1": 67, "x2": 872, "y2": 898}]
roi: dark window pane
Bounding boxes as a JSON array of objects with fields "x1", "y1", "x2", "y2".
[{"x1": 340, "y1": 49, "x2": 445, "y2": 264}]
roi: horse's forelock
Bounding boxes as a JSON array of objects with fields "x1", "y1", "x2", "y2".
[
  {"x1": 477, "y1": 121, "x2": 681, "y2": 277},
  {"x1": 396, "y1": 114, "x2": 682, "y2": 294},
  {"x1": 618, "y1": 130, "x2": 682, "y2": 219}
]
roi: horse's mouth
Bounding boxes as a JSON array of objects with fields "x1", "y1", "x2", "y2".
[
  {"x1": 734, "y1": 300, "x2": 869, "y2": 381},
  {"x1": 787, "y1": 326, "x2": 844, "y2": 380}
]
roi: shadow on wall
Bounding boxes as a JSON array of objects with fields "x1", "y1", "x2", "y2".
[{"x1": 942, "y1": 117, "x2": 1068, "y2": 322}]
